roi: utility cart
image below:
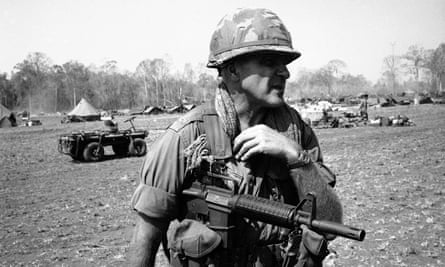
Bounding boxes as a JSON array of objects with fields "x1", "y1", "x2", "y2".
[{"x1": 58, "y1": 116, "x2": 148, "y2": 162}]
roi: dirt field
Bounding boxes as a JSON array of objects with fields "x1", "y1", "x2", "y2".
[{"x1": 1, "y1": 104, "x2": 444, "y2": 267}]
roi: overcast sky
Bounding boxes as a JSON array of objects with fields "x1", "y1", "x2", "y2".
[{"x1": 1, "y1": 0, "x2": 444, "y2": 82}]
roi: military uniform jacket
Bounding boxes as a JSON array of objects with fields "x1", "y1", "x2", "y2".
[{"x1": 131, "y1": 101, "x2": 334, "y2": 245}]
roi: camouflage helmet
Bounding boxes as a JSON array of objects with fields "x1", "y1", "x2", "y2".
[{"x1": 207, "y1": 8, "x2": 301, "y2": 68}]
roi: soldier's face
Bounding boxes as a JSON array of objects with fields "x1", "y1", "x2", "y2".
[{"x1": 235, "y1": 53, "x2": 290, "y2": 108}]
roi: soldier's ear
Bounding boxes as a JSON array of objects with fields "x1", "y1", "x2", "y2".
[
  {"x1": 227, "y1": 63, "x2": 240, "y2": 82},
  {"x1": 220, "y1": 63, "x2": 239, "y2": 83}
]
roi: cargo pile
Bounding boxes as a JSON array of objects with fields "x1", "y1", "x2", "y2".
[{"x1": 368, "y1": 115, "x2": 415, "y2": 127}]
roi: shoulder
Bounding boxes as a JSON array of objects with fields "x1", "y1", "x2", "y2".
[
  {"x1": 284, "y1": 103, "x2": 302, "y2": 117},
  {"x1": 168, "y1": 102, "x2": 217, "y2": 132},
  {"x1": 279, "y1": 104, "x2": 307, "y2": 125}
]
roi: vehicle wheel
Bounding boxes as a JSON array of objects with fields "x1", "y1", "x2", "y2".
[
  {"x1": 130, "y1": 138, "x2": 147, "y2": 157},
  {"x1": 112, "y1": 144, "x2": 129, "y2": 156},
  {"x1": 83, "y1": 142, "x2": 104, "y2": 162}
]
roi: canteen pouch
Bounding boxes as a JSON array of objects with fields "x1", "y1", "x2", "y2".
[
  {"x1": 296, "y1": 226, "x2": 329, "y2": 267},
  {"x1": 167, "y1": 219, "x2": 222, "y2": 259}
]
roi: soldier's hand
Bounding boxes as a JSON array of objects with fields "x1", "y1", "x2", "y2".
[{"x1": 233, "y1": 124, "x2": 307, "y2": 166}]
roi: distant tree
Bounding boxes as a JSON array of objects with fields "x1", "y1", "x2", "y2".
[
  {"x1": 294, "y1": 69, "x2": 312, "y2": 90},
  {"x1": 427, "y1": 43, "x2": 445, "y2": 93},
  {"x1": 196, "y1": 72, "x2": 217, "y2": 102},
  {"x1": 11, "y1": 52, "x2": 53, "y2": 112},
  {"x1": 135, "y1": 59, "x2": 152, "y2": 103},
  {"x1": 0, "y1": 73, "x2": 14, "y2": 108},
  {"x1": 309, "y1": 60, "x2": 347, "y2": 97},
  {"x1": 286, "y1": 69, "x2": 314, "y2": 99},
  {"x1": 326, "y1": 59, "x2": 347, "y2": 79},
  {"x1": 382, "y1": 53, "x2": 402, "y2": 95},
  {"x1": 152, "y1": 58, "x2": 171, "y2": 107},
  {"x1": 100, "y1": 60, "x2": 118, "y2": 73},
  {"x1": 120, "y1": 72, "x2": 141, "y2": 109},
  {"x1": 173, "y1": 74, "x2": 194, "y2": 105},
  {"x1": 48, "y1": 65, "x2": 66, "y2": 112},
  {"x1": 327, "y1": 59, "x2": 347, "y2": 96},
  {"x1": 290, "y1": 63, "x2": 374, "y2": 99},
  {"x1": 173, "y1": 63, "x2": 197, "y2": 105},
  {"x1": 61, "y1": 61, "x2": 92, "y2": 109},
  {"x1": 93, "y1": 60, "x2": 123, "y2": 110},
  {"x1": 284, "y1": 80, "x2": 298, "y2": 100},
  {"x1": 337, "y1": 74, "x2": 372, "y2": 96},
  {"x1": 183, "y1": 63, "x2": 195, "y2": 83},
  {"x1": 136, "y1": 58, "x2": 171, "y2": 106},
  {"x1": 373, "y1": 80, "x2": 390, "y2": 95},
  {"x1": 311, "y1": 67, "x2": 333, "y2": 96},
  {"x1": 402, "y1": 45, "x2": 429, "y2": 82}
]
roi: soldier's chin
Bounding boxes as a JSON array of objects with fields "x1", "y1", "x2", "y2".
[{"x1": 273, "y1": 89, "x2": 285, "y2": 98}]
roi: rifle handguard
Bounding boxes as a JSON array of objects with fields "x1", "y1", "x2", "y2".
[{"x1": 229, "y1": 194, "x2": 365, "y2": 241}]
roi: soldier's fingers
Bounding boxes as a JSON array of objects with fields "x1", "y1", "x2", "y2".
[
  {"x1": 239, "y1": 145, "x2": 265, "y2": 161},
  {"x1": 234, "y1": 125, "x2": 277, "y2": 153},
  {"x1": 233, "y1": 132, "x2": 256, "y2": 153},
  {"x1": 235, "y1": 138, "x2": 261, "y2": 161}
]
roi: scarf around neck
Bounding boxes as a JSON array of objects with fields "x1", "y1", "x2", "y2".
[{"x1": 214, "y1": 82, "x2": 240, "y2": 140}]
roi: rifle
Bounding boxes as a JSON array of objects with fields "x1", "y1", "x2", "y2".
[
  {"x1": 177, "y1": 159, "x2": 365, "y2": 266},
  {"x1": 182, "y1": 181, "x2": 365, "y2": 242}
]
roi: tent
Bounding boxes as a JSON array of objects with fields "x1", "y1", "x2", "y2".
[
  {"x1": 368, "y1": 95, "x2": 397, "y2": 107},
  {"x1": 392, "y1": 96, "x2": 411, "y2": 105},
  {"x1": 183, "y1": 104, "x2": 196, "y2": 111},
  {"x1": 67, "y1": 98, "x2": 100, "y2": 121},
  {"x1": 0, "y1": 104, "x2": 17, "y2": 128},
  {"x1": 130, "y1": 107, "x2": 145, "y2": 115},
  {"x1": 143, "y1": 106, "x2": 164, "y2": 115},
  {"x1": 166, "y1": 105, "x2": 187, "y2": 114}
]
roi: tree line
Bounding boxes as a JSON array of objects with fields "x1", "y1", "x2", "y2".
[
  {"x1": 288, "y1": 43, "x2": 445, "y2": 100},
  {"x1": 0, "y1": 43, "x2": 444, "y2": 112},
  {"x1": 0, "y1": 53, "x2": 218, "y2": 113}
]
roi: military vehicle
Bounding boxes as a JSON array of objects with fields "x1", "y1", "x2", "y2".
[{"x1": 58, "y1": 116, "x2": 148, "y2": 161}]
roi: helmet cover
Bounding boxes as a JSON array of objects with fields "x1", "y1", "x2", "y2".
[{"x1": 207, "y1": 8, "x2": 301, "y2": 68}]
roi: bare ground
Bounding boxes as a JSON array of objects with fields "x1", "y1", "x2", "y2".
[{"x1": 0, "y1": 104, "x2": 444, "y2": 267}]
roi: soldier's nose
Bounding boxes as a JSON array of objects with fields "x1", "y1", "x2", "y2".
[{"x1": 276, "y1": 65, "x2": 290, "y2": 79}]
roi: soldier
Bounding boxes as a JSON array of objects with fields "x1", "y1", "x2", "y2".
[
  {"x1": 359, "y1": 94, "x2": 369, "y2": 121},
  {"x1": 104, "y1": 115, "x2": 118, "y2": 133},
  {"x1": 129, "y1": 8, "x2": 343, "y2": 267}
]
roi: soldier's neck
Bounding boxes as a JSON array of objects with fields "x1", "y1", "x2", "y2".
[{"x1": 233, "y1": 98, "x2": 266, "y2": 131}]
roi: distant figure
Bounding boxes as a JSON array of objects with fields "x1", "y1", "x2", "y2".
[
  {"x1": 104, "y1": 116, "x2": 118, "y2": 132},
  {"x1": 22, "y1": 110, "x2": 30, "y2": 121},
  {"x1": 322, "y1": 109, "x2": 329, "y2": 123},
  {"x1": 359, "y1": 95, "x2": 368, "y2": 120},
  {"x1": 9, "y1": 113, "x2": 17, "y2": 127}
]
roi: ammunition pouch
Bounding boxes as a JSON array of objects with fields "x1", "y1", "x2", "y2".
[
  {"x1": 295, "y1": 226, "x2": 329, "y2": 267},
  {"x1": 167, "y1": 219, "x2": 222, "y2": 266}
]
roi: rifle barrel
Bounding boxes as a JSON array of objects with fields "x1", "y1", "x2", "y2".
[{"x1": 295, "y1": 215, "x2": 366, "y2": 241}]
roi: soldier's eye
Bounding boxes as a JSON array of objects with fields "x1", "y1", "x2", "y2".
[{"x1": 260, "y1": 57, "x2": 276, "y2": 67}]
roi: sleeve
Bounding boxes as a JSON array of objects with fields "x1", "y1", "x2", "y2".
[
  {"x1": 283, "y1": 104, "x2": 323, "y2": 163},
  {"x1": 130, "y1": 129, "x2": 185, "y2": 220},
  {"x1": 293, "y1": 109, "x2": 337, "y2": 187},
  {"x1": 289, "y1": 163, "x2": 343, "y2": 223},
  {"x1": 286, "y1": 107, "x2": 342, "y2": 223},
  {"x1": 300, "y1": 120, "x2": 323, "y2": 163}
]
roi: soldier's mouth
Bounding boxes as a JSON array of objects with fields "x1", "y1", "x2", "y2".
[
  {"x1": 270, "y1": 80, "x2": 286, "y2": 90},
  {"x1": 271, "y1": 85, "x2": 285, "y2": 91}
]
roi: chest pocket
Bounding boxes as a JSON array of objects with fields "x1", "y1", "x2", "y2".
[{"x1": 202, "y1": 114, "x2": 232, "y2": 159}]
